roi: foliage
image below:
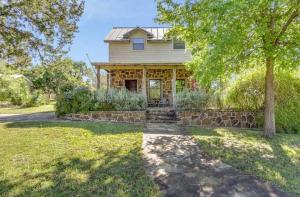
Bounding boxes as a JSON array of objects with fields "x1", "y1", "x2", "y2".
[
  {"x1": 156, "y1": 0, "x2": 300, "y2": 136},
  {"x1": 95, "y1": 88, "x2": 147, "y2": 111},
  {"x1": 0, "y1": 121, "x2": 160, "y2": 196},
  {"x1": 157, "y1": 0, "x2": 300, "y2": 86},
  {"x1": 226, "y1": 70, "x2": 300, "y2": 133},
  {"x1": 0, "y1": 74, "x2": 49, "y2": 107},
  {"x1": 190, "y1": 127, "x2": 300, "y2": 196},
  {"x1": 56, "y1": 86, "x2": 94, "y2": 115},
  {"x1": 176, "y1": 89, "x2": 209, "y2": 111},
  {"x1": 56, "y1": 87, "x2": 147, "y2": 115},
  {"x1": 28, "y1": 58, "x2": 93, "y2": 95},
  {"x1": 0, "y1": 0, "x2": 84, "y2": 68}
]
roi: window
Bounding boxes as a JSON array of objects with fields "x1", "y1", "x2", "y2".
[
  {"x1": 125, "y1": 80, "x2": 137, "y2": 92},
  {"x1": 132, "y1": 38, "x2": 144, "y2": 50},
  {"x1": 173, "y1": 38, "x2": 185, "y2": 49},
  {"x1": 149, "y1": 80, "x2": 161, "y2": 100},
  {"x1": 176, "y1": 79, "x2": 185, "y2": 92}
]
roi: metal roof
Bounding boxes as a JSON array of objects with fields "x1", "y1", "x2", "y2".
[{"x1": 104, "y1": 27, "x2": 171, "y2": 42}]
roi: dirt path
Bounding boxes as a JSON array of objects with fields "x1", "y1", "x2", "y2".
[
  {"x1": 142, "y1": 122, "x2": 290, "y2": 197},
  {"x1": 0, "y1": 112, "x2": 56, "y2": 122}
]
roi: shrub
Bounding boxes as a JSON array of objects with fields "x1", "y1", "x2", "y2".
[
  {"x1": 95, "y1": 88, "x2": 146, "y2": 111},
  {"x1": 225, "y1": 70, "x2": 300, "y2": 133},
  {"x1": 176, "y1": 89, "x2": 209, "y2": 111},
  {"x1": 56, "y1": 87, "x2": 94, "y2": 115},
  {"x1": 26, "y1": 90, "x2": 50, "y2": 107},
  {"x1": 0, "y1": 75, "x2": 32, "y2": 105}
]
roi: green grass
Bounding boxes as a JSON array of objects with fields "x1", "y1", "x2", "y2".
[
  {"x1": 0, "y1": 103, "x2": 55, "y2": 114},
  {"x1": 0, "y1": 121, "x2": 159, "y2": 196},
  {"x1": 189, "y1": 127, "x2": 300, "y2": 196}
]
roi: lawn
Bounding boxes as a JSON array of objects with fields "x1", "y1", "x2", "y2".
[
  {"x1": 0, "y1": 121, "x2": 159, "y2": 196},
  {"x1": 0, "y1": 103, "x2": 55, "y2": 114},
  {"x1": 189, "y1": 127, "x2": 300, "y2": 196}
]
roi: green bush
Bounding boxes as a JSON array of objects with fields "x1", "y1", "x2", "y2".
[
  {"x1": 176, "y1": 89, "x2": 209, "y2": 111},
  {"x1": 95, "y1": 88, "x2": 146, "y2": 111},
  {"x1": 0, "y1": 75, "x2": 49, "y2": 107},
  {"x1": 56, "y1": 87, "x2": 147, "y2": 115},
  {"x1": 226, "y1": 70, "x2": 300, "y2": 133},
  {"x1": 56, "y1": 87, "x2": 94, "y2": 115}
]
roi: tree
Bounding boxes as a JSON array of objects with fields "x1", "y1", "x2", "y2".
[
  {"x1": 157, "y1": 0, "x2": 300, "y2": 138},
  {"x1": 0, "y1": 0, "x2": 84, "y2": 68},
  {"x1": 28, "y1": 58, "x2": 93, "y2": 95}
]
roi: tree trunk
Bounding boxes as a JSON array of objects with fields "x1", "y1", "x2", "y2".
[{"x1": 264, "y1": 56, "x2": 276, "y2": 138}]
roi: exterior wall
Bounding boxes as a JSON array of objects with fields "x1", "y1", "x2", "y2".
[
  {"x1": 109, "y1": 31, "x2": 191, "y2": 63},
  {"x1": 177, "y1": 111, "x2": 259, "y2": 128},
  {"x1": 110, "y1": 68, "x2": 193, "y2": 100},
  {"x1": 62, "y1": 111, "x2": 146, "y2": 123}
]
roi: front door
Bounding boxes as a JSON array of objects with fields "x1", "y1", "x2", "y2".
[
  {"x1": 125, "y1": 80, "x2": 137, "y2": 92},
  {"x1": 148, "y1": 79, "x2": 161, "y2": 106}
]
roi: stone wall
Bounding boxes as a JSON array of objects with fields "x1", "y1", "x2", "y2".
[
  {"x1": 110, "y1": 68, "x2": 193, "y2": 98},
  {"x1": 177, "y1": 111, "x2": 259, "y2": 128},
  {"x1": 60, "y1": 110, "x2": 259, "y2": 129},
  {"x1": 62, "y1": 111, "x2": 146, "y2": 123}
]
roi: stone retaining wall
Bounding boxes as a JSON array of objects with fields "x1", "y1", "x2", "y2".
[
  {"x1": 61, "y1": 110, "x2": 259, "y2": 128},
  {"x1": 177, "y1": 111, "x2": 259, "y2": 128},
  {"x1": 62, "y1": 111, "x2": 146, "y2": 123}
]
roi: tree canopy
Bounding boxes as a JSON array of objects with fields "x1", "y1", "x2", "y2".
[
  {"x1": 157, "y1": 0, "x2": 300, "y2": 137},
  {"x1": 0, "y1": 0, "x2": 84, "y2": 68}
]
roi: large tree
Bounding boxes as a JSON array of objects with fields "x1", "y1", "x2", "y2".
[
  {"x1": 0, "y1": 0, "x2": 84, "y2": 68},
  {"x1": 157, "y1": 0, "x2": 300, "y2": 137}
]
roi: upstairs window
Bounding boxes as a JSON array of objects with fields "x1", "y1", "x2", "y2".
[
  {"x1": 132, "y1": 38, "x2": 144, "y2": 50},
  {"x1": 173, "y1": 38, "x2": 185, "y2": 49}
]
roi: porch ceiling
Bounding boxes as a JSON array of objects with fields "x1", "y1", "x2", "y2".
[{"x1": 92, "y1": 62, "x2": 185, "y2": 70}]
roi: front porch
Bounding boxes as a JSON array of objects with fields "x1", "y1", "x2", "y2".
[{"x1": 93, "y1": 63, "x2": 195, "y2": 107}]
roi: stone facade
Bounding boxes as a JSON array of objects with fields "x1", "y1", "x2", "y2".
[
  {"x1": 110, "y1": 68, "x2": 193, "y2": 98},
  {"x1": 177, "y1": 111, "x2": 258, "y2": 128},
  {"x1": 62, "y1": 111, "x2": 146, "y2": 123}
]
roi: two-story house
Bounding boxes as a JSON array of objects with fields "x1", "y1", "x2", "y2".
[{"x1": 93, "y1": 26, "x2": 195, "y2": 107}]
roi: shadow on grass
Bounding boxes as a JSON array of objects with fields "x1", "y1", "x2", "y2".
[
  {"x1": 190, "y1": 127, "x2": 300, "y2": 196},
  {"x1": 5, "y1": 121, "x2": 142, "y2": 135},
  {"x1": 0, "y1": 148, "x2": 159, "y2": 196}
]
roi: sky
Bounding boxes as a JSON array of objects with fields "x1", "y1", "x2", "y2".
[{"x1": 67, "y1": 0, "x2": 165, "y2": 67}]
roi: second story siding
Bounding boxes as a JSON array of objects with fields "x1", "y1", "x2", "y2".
[{"x1": 105, "y1": 27, "x2": 191, "y2": 64}]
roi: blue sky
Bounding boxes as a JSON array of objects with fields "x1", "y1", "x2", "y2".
[{"x1": 67, "y1": 0, "x2": 164, "y2": 66}]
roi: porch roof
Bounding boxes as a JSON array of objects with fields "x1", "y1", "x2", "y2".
[{"x1": 92, "y1": 62, "x2": 185, "y2": 70}]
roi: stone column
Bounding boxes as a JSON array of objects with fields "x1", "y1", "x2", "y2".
[
  {"x1": 172, "y1": 68, "x2": 176, "y2": 108},
  {"x1": 96, "y1": 68, "x2": 100, "y2": 90},
  {"x1": 142, "y1": 67, "x2": 147, "y2": 105}
]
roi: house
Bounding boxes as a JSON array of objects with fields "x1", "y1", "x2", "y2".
[{"x1": 92, "y1": 26, "x2": 195, "y2": 107}]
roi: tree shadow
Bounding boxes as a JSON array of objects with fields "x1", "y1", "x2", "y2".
[
  {"x1": 0, "y1": 148, "x2": 159, "y2": 196},
  {"x1": 4, "y1": 121, "x2": 142, "y2": 135},
  {"x1": 191, "y1": 127, "x2": 299, "y2": 196}
]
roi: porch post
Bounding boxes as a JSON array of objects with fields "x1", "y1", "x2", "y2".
[
  {"x1": 172, "y1": 68, "x2": 176, "y2": 108},
  {"x1": 96, "y1": 68, "x2": 100, "y2": 90},
  {"x1": 142, "y1": 67, "x2": 147, "y2": 105},
  {"x1": 107, "y1": 70, "x2": 111, "y2": 90}
]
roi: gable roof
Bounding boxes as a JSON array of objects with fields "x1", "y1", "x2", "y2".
[{"x1": 104, "y1": 27, "x2": 171, "y2": 42}]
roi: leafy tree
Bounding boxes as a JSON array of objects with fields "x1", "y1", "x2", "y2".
[
  {"x1": 28, "y1": 58, "x2": 93, "y2": 95},
  {"x1": 157, "y1": 0, "x2": 300, "y2": 137},
  {"x1": 0, "y1": 0, "x2": 84, "y2": 68}
]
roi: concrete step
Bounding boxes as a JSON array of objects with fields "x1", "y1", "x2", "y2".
[{"x1": 146, "y1": 119, "x2": 177, "y2": 123}]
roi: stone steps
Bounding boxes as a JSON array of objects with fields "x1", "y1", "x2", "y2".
[{"x1": 146, "y1": 107, "x2": 177, "y2": 123}]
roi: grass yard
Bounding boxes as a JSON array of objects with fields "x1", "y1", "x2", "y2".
[
  {"x1": 0, "y1": 103, "x2": 55, "y2": 114},
  {"x1": 0, "y1": 121, "x2": 159, "y2": 196},
  {"x1": 189, "y1": 127, "x2": 300, "y2": 196}
]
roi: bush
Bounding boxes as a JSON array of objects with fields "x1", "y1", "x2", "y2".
[
  {"x1": 56, "y1": 87, "x2": 95, "y2": 115},
  {"x1": 225, "y1": 70, "x2": 300, "y2": 133},
  {"x1": 176, "y1": 89, "x2": 209, "y2": 111},
  {"x1": 0, "y1": 75, "x2": 49, "y2": 107},
  {"x1": 94, "y1": 88, "x2": 146, "y2": 111},
  {"x1": 56, "y1": 87, "x2": 147, "y2": 115}
]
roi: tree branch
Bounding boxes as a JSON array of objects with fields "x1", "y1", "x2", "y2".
[{"x1": 274, "y1": 0, "x2": 300, "y2": 45}]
